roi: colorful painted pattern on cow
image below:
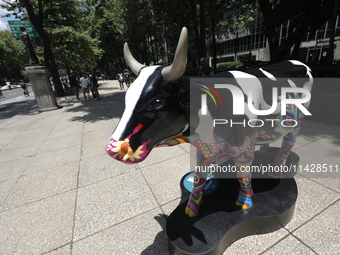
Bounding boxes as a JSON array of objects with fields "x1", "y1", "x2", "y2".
[
  {"x1": 185, "y1": 171, "x2": 207, "y2": 217},
  {"x1": 107, "y1": 124, "x2": 152, "y2": 164},
  {"x1": 155, "y1": 134, "x2": 190, "y2": 147},
  {"x1": 185, "y1": 133, "x2": 256, "y2": 216}
]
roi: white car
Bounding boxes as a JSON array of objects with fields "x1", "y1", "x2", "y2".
[{"x1": 0, "y1": 84, "x2": 11, "y2": 90}]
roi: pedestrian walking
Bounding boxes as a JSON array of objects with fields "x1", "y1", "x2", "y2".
[
  {"x1": 79, "y1": 74, "x2": 90, "y2": 101},
  {"x1": 90, "y1": 74, "x2": 100, "y2": 99},
  {"x1": 70, "y1": 72, "x2": 81, "y2": 101},
  {"x1": 117, "y1": 71, "x2": 124, "y2": 89},
  {"x1": 123, "y1": 69, "x2": 131, "y2": 88},
  {"x1": 20, "y1": 80, "x2": 29, "y2": 97}
]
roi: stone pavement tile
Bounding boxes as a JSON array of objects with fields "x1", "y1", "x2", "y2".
[
  {"x1": 72, "y1": 208, "x2": 168, "y2": 255},
  {"x1": 11, "y1": 127, "x2": 51, "y2": 146},
  {"x1": 0, "y1": 162, "x2": 78, "y2": 211},
  {"x1": 1, "y1": 115, "x2": 36, "y2": 129},
  {"x1": 83, "y1": 118, "x2": 116, "y2": 134},
  {"x1": 47, "y1": 121, "x2": 84, "y2": 140},
  {"x1": 0, "y1": 157, "x2": 31, "y2": 205},
  {"x1": 81, "y1": 131, "x2": 112, "y2": 160},
  {"x1": 297, "y1": 134, "x2": 340, "y2": 157},
  {"x1": 0, "y1": 178, "x2": 18, "y2": 206},
  {"x1": 104, "y1": 103, "x2": 125, "y2": 118},
  {"x1": 161, "y1": 198, "x2": 181, "y2": 216},
  {"x1": 0, "y1": 190, "x2": 76, "y2": 255},
  {"x1": 293, "y1": 146, "x2": 340, "y2": 179},
  {"x1": 78, "y1": 153, "x2": 137, "y2": 187},
  {"x1": 82, "y1": 126, "x2": 113, "y2": 146},
  {"x1": 25, "y1": 114, "x2": 61, "y2": 131},
  {"x1": 309, "y1": 178, "x2": 340, "y2": 193},
  {"x1": 179, "y1": 142, "x2": 191, "y2": 152},
  {"x1": 137, "y1": 145, "x2": 188, "y2": 168},
  {"x1": 38, "y1": 133, "x2": 82, "y2": 154},
  {"x1": 262, "y1": 235, "x2": 317, "y2": 255},
  {"x1": 0, "y1": 141, "x2": 41, "y2": 163},
  {"x1": 284, "y1": 177, "x2": 340, "y2": 232},
  {"x1": 0, "y1": 157, "x2": 31, "y2": 182},
  {"x1": 292, "y1": 122, "x2": 331, "y2": 150},
  {"x1": 140, "y1": 154, "x2": 190, "y2": 205},
  {"x1": 45, "y1": 245, "x2": 71, "y2": 255},
  {"x1": 292, "y1": 200, "x2": 340, "y2": 254},
  {"x1": 73, "y1": 170, "x2": 158, "y2": 241},
  {"x1": 223, "y1": 228, "x2": 289, "y2": 254},
  {"x1": 24, "y1": 145, "x2": 81, "y2": 175},
  {"x1": 0, "y1": 128, "x2": 23, "y2": 148},
  {"x1": 301, "y1": 120, "x2": 340, "y2": 136}
]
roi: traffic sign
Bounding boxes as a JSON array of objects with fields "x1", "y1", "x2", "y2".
[
  {"x1": 8, "y1": 20, "x2": 39, "y2": 38},
  {"x1": 8, "y1": 20, "x2": 32, "y2": 26},
  {"x1": 10, "y1": 26, "x2": 36, "y2": 32},
  {"x1": 27, "y1": 32, "x2": 39, "y2": 37},
  {"x1": 12, "y1": 33, "x2": 22, "y2": 38}
]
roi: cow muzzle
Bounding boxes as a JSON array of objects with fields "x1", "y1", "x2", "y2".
[{"x1": 106, "y1": 124, "x2": 151, "y2": 164}]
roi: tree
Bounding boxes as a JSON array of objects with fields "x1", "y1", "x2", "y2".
[
  {"x1": 327, "y1": 0, "x2": 340, "y2": 64},
  {"x1": 257, "y1": 0, "x2": 333, "y2": 62},
  {"x1": 21, "y1": 0, "x2": 67, "y2": 96},
  {"x1": 0, "y1": 30, "x2": 26, "y2": 83},
  {"x1": 0, "y1": 0, "x2": 100, "y2": 95},
  {"x1": 50, "y1": 26, "x2": 103, "y2": 75}
]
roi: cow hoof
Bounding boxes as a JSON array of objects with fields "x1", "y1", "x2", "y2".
[
  {"x1": 235, "y1": 200, "x2": 252, "y2": 209},
  {"x1": 235, "y1": 189, "x2": 253, "y2": 209},
  {"x1": 185, "y1": 206, "x2": 198, "y2": 217}
]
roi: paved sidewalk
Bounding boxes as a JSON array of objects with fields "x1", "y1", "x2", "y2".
[{"x1": 0, "y1": 80, "x2": 339, "y2": 255}]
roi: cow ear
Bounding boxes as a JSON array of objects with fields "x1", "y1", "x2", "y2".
[{"x1": 162, "y1": 27, "x2": 188, "y2": 82}]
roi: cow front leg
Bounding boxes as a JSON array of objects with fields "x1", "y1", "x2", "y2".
[
  {"x1": 185, "y1": 170, "x2": 207, "y2": 217},
  {"x1": 233, "y1": 137, "x2": 255, "y2": 209},
  {"x1": 235, "y1": 164, "x2": 254, "y2": 209}
]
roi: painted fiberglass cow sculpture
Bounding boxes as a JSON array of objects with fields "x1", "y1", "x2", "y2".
[{"x1": 106, "y1": 27, "x2": 313, "y2": 217}]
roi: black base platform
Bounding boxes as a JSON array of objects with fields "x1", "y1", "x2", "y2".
[{"x1": 166, "y1": 149, "x2": 299, "y2": 255}]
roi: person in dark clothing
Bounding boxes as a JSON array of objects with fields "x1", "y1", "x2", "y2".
[{"x1": 69, "y1": 72, "x2": 80, "y2": 100}]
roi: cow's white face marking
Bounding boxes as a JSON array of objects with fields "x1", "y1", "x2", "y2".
[{"x1": 111, "y1": 66, "x2": 161, "y2": 141}]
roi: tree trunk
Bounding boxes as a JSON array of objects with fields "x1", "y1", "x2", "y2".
[
  {"x1": 258, "y1": 0, "x2": 280, "y2": 62},
  {"x1": 290, "y1": 36, "x2": 302, "y2": 59},
  {"x1": 210, "y1": 0, "x2": 217, "y2": 69},
  {"x1": 21, "y1": 0, "x2": 65, "y2": 96},
  {"x1": 199, "y1": 0, "x2": 207, "y2": 58},
  {"x1": 327, "y1": 0, "x2": 340, "y2": 65},
  {"x1": 189, "y1": 0, "x2": 202, "y2": 66}
]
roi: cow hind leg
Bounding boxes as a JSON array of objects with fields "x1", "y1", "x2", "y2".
[
  {"x1": 271, "y1": 125, "x2": 301, "y2": 177},
  {"x1": 185, "y1": 171, "x2": 207, "y2": 217},
  {"x1": 258, "y1": 143, "x2": 270, "y2": 156}
]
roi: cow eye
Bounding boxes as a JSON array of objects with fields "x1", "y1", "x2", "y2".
[{"x1": 148, "y1": 98, "x2": 163, "y2": 109}]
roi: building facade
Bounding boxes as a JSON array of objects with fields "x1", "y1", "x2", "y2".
[{"x1": 209, "y1": 16, "x2": 340, "y2": 64}]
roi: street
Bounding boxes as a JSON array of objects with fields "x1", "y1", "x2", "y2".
[{"x1": 0, "y1": 86, "x2": 37, "y2": 122}]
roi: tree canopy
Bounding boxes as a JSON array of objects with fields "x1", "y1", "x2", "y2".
[{"x1": 0, "y1": 0, "x2": 339, "y2": 86}]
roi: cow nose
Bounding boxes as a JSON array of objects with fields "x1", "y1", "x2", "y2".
[{"x1": 106, "y1": 137, "x2": 151, "y2": 164}]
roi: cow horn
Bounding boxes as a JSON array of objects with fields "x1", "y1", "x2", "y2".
[
  {"x1": 162, "y1": 27, "x2": 188, "y2": 82},
  {"x1": 124, "y1": 43, "x2": 145, "y2": 75}
]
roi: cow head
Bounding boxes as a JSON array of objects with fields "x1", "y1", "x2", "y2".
[{"x1": 107, "y1": 28, "x2": 189, "y2": 164}]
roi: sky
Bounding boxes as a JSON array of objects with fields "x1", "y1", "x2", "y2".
[
  {"x1": 0, "y1": 0, "x2": 16, "y2": 31},
  {"x1": 0, "y1": 8, "x2": 10, "y2": 31}
]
